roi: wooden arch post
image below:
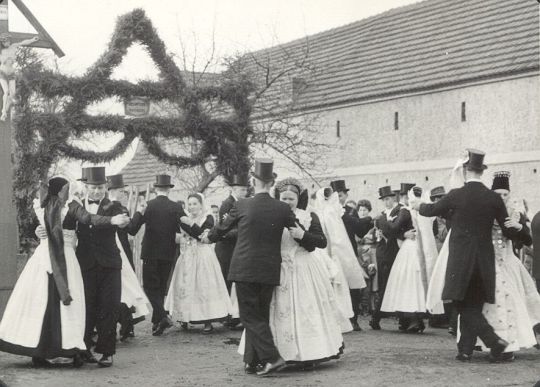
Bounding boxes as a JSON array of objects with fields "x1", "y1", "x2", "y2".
[{"x1": 0, "y1": 0, "x2": 63, "y2": 317}]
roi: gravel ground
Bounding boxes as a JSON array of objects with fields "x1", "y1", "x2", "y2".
[{"x1": 0, "y1": 317, "x2": 539, "y2": 387}]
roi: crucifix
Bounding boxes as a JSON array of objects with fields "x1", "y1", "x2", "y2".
[{"x1": 0, "y1": 0, "x2": 62, "y2": 317}]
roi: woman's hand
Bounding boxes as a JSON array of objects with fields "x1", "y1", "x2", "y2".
[
  {"x1": 180, "y1": 216, "x2": 194, "y2": 226},
  {"x1": 504, "y1": 217, "x2": 522, "y2": 231},
  {"x1": 35, "y1": 225, "x2": 47, "y2": 239},
  {"x1": 288, "y1": 225, "x2": 305, "y2": 240}
]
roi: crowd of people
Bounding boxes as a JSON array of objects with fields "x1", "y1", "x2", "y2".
[{"x1": 0, "y1": 149, "x2": 539, "y2": 377}]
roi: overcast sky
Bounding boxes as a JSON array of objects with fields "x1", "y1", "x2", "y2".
[
  {"x1": 12, "y1": 0, "x2": 419, "y2": 78},
  {"x1": 10, "y1": 0, "x2": 419, "y2": 174}
]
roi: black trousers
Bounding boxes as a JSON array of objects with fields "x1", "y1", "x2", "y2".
[
  {"x1": 371, "y1": 258, "x2": 393, "y2": 322},
  {"x1": 82, "y1": 265, "x2": 121, "y2": 356},
  {"x1": 349, "y1": 289, "x2": 362, "y2": 320},
  {"x1": 235, "y1": 282, "x2": 280, "y2": 365},
  {"x1": 455, "y1": 269, "x2": 500, "y2": 355},
  {"x1": 143, "y1": 259, "x2": 173, "y2": 324},
  {"x1": 215, "y1": 242, "x2": 234, "y2": 294}
]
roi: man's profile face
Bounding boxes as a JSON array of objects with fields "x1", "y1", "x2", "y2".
[{"x1": 337, "y1": 191, "x2": 348, "y2": 205}]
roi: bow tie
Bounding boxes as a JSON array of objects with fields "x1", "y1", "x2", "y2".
[{"x1": 88, "y1": 199, "x2": 101, "y2": 205}]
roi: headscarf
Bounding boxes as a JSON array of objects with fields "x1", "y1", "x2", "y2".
[
  {"x1": 40, "y1": 176, "x2": 73, "y2": 305},
  {"x1": 274, "y1": 177, "x2": 309, "y2": 210}
]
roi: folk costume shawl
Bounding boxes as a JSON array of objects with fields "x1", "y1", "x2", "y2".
[{"x1": 40, "y1": 177, "x2": 73, "y2": 306}]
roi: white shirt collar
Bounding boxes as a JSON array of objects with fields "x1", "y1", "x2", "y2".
[{"x1": 466, "y1": 178, "x2": 483, "y2": 183}]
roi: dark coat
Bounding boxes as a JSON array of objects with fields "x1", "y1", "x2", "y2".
[
  {"x1": 129, "y1": 195, "x2": 187, "y2": 262},
  {"x1": 180, "y1": 215, "x2": 214, "y2": 240},
  {"x1": 342, "y1": 208, "x2": 373, "y2": 256},
  {"x1": 374, "y1": 204, "x2": 408, "y2": 264},
  {"x1": 419, "y1": 181, "x2": 522, "y2": 303},
  {"x1": 76, "y1": 198, "x2": 125, "y2": 272},
  {"x1": 214, "y1": 195, "x2": 238, "y2": 267},
  {"x1": 112, "y1": 201, "x2": 134, "y2": 269},
  {"x1": 207, "y1": 192, "x2": 297, "y2": 285},
  {"x1": 297, "y1": 212, "x2": 327, "y2": 252}
]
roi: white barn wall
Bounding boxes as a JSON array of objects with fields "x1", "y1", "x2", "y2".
[{"x1": 294, "y1": 74, "x2": 540, "y2": 215}]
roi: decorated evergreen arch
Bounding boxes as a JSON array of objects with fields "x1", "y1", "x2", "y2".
[{"x1": 15, "y1": 8, "x2": 254, "y2": 240}]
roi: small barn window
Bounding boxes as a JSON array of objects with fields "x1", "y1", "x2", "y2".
[
  {"x1": 394, "y1": 112, "x2": 399, "y2": 130},
  {"x1": 292, "y1": 77, "x2": 307, "y2": 103},
  {"x1": 461, "y1": 102, "x2": 466, "y2": 122},
  {"x1": 336, "y1": 120, "x2": 341, "y2": 138}
]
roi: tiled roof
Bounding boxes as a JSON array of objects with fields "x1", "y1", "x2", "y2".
[
  {"x1": 121, "y1": 141, "x2": 170, "y2": 188},
  {"x1": 242, "y1": 0, "x2": 539, "y2": 111},
  {"x1": 122, "y1": 0, "x2": 539, "y2": 181}
]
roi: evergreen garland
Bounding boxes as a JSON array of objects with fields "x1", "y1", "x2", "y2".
[{"x1": 14, "y1": 8, "x2": 254, "y2": 246}]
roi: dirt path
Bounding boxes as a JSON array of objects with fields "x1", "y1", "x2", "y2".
[{"x1": 1, "y1": 318, "x2": 539, "y2": 387}]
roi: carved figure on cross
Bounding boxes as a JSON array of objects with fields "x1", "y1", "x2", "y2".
[{"x1": 0, "y1": 32, "x2": 39, "y2": 120}]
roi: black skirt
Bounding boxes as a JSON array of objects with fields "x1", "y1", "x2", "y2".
[{"x1": 0, "y1": 274, "x2": 82, "y2": 359}]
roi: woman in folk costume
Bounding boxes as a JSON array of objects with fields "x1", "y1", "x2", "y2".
[
  {"x1": 476, "y1": 171, "x2": 540, "y2": 361},
  {"x1": 380, "y1": 185, "x2": 439, "y2": 333},
  {"x1": 0, "y1": 177, "x2": 126, "y2": 367},
  {"x1": 268, "y1": 178, "x2": 345, "y2": 367},
  {"x1": 165, "y1": 193, "x2": 232, "y2": 334},
  {"x1": 312, "y1": 187, "x2": 368, "y2": 332}
]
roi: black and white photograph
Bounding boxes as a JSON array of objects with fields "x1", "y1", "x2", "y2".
[{"x1": 0, "y1": 0, "x2": 539, "y2": 386}]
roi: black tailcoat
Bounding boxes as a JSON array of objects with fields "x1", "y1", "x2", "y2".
[
  {"x1": 76, "y1": 198, "x2": 125, "y2": 271},
  {"x1": 208, "y1": 192, "x2": 297, "y2": 286},
  {"x1": 419, "y1": 181, "x2": 522, "y2": 303},
  {"x1": 214, "y1": 195, "x2": 237, "y2": 288},
  {"x1": 342, "y1": 208, "x2": 373, "y2": 256},
  {"x1": 129, "y1": 195, "x2": 187, "y2": 262}
]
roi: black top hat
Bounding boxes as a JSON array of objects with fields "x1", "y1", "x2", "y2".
[
  {"x1": 227, "y1": 174, "x2": 249, "y2": 187},
  {"x1": 491, "y1": 171, "x2": 510, "y2": 191},
  {"x1": 464, "y1": 148, "x2": 487, "y2": 171},
  {"x1": 77, "y1": 167, "x2": 90, "y2": 182},
  {"x1": 379, "y1": 186, "x2": 395, "y2": 199},
  {"x1": 430, "y1": 186, "x2": 446, "y2": 200},
  {"x1": 154, "y1": 175, "x2": 174, "y2": 188},
  {"x1": 85, "y1": 167, "x2": 107, "y2": 185},
  {"x1": 330, "y1": 180, "x2": 349, "y2": 193},
  {"x1": 399, "y1": 183, "x2": 416, "y2": 195},
  {"x1": 251, "y1": 158, "x2": 277, "y2": 182},
  {"x1": 107, "y1": 174, "x2": 127, "y2": 190}
]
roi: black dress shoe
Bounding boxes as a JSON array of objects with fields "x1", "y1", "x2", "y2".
[
  {"x1": 31, "y1": 357, "x2": 51, "y2": 368},
  {"x1": 369, "y1": 319, "x2": 381, "y2": 330},
  {"x1": 244, "y1": 363, "x2": 259, "y2": 374},
  {"x1": 81, "y1": 350, "x2": 98, "y2": 364},
  {"x1": 351, "y1": 319, "x2": 362, "y2": 332},
  {"x1": 97, "y1": 355, "x2": 113, "y2": 368},
  {"x1": 257, "y1": 357, "x2": 286, "y2": 376},
  {"x1": 153, "y1": 317, "x2": 173, "y2": 336},
  {"x1": 448, "y1": 327, "x2": 457, "y2": 336},
  {"x1": 407, "y1": 320, "x2": 425, "y2": 334},
  {"x1": 490, "y1": 338, "x2": 509, "y2": 359},
  {"x1": 152, "y1": 323, "x2": 158, "y2": 332},
  {"x1": 455, "y1": 353, "x2": 472, "y2": 362}
]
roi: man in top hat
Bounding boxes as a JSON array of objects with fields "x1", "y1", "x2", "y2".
[
  {"x1": 370, "y1": 185, "x2": 416, "y2": 330},
  {"x1": 330, "y1": 179, "x2": 373, "y2": 331},
  {"x1": 215, "y1": 174, "x2": 249, "y2": 294},
  {"x1": 411, "y1": 149, "x2": 525, "y2": 361},
  {"x1": 206, "y1": 159, "x2": 297, "y2": 376},
  {"x1": 75, "y1": 167, "x2": 132, "y2": 367},
  {"x1": 128, "y1": 174, "x2": 187, "y2": 337}
]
